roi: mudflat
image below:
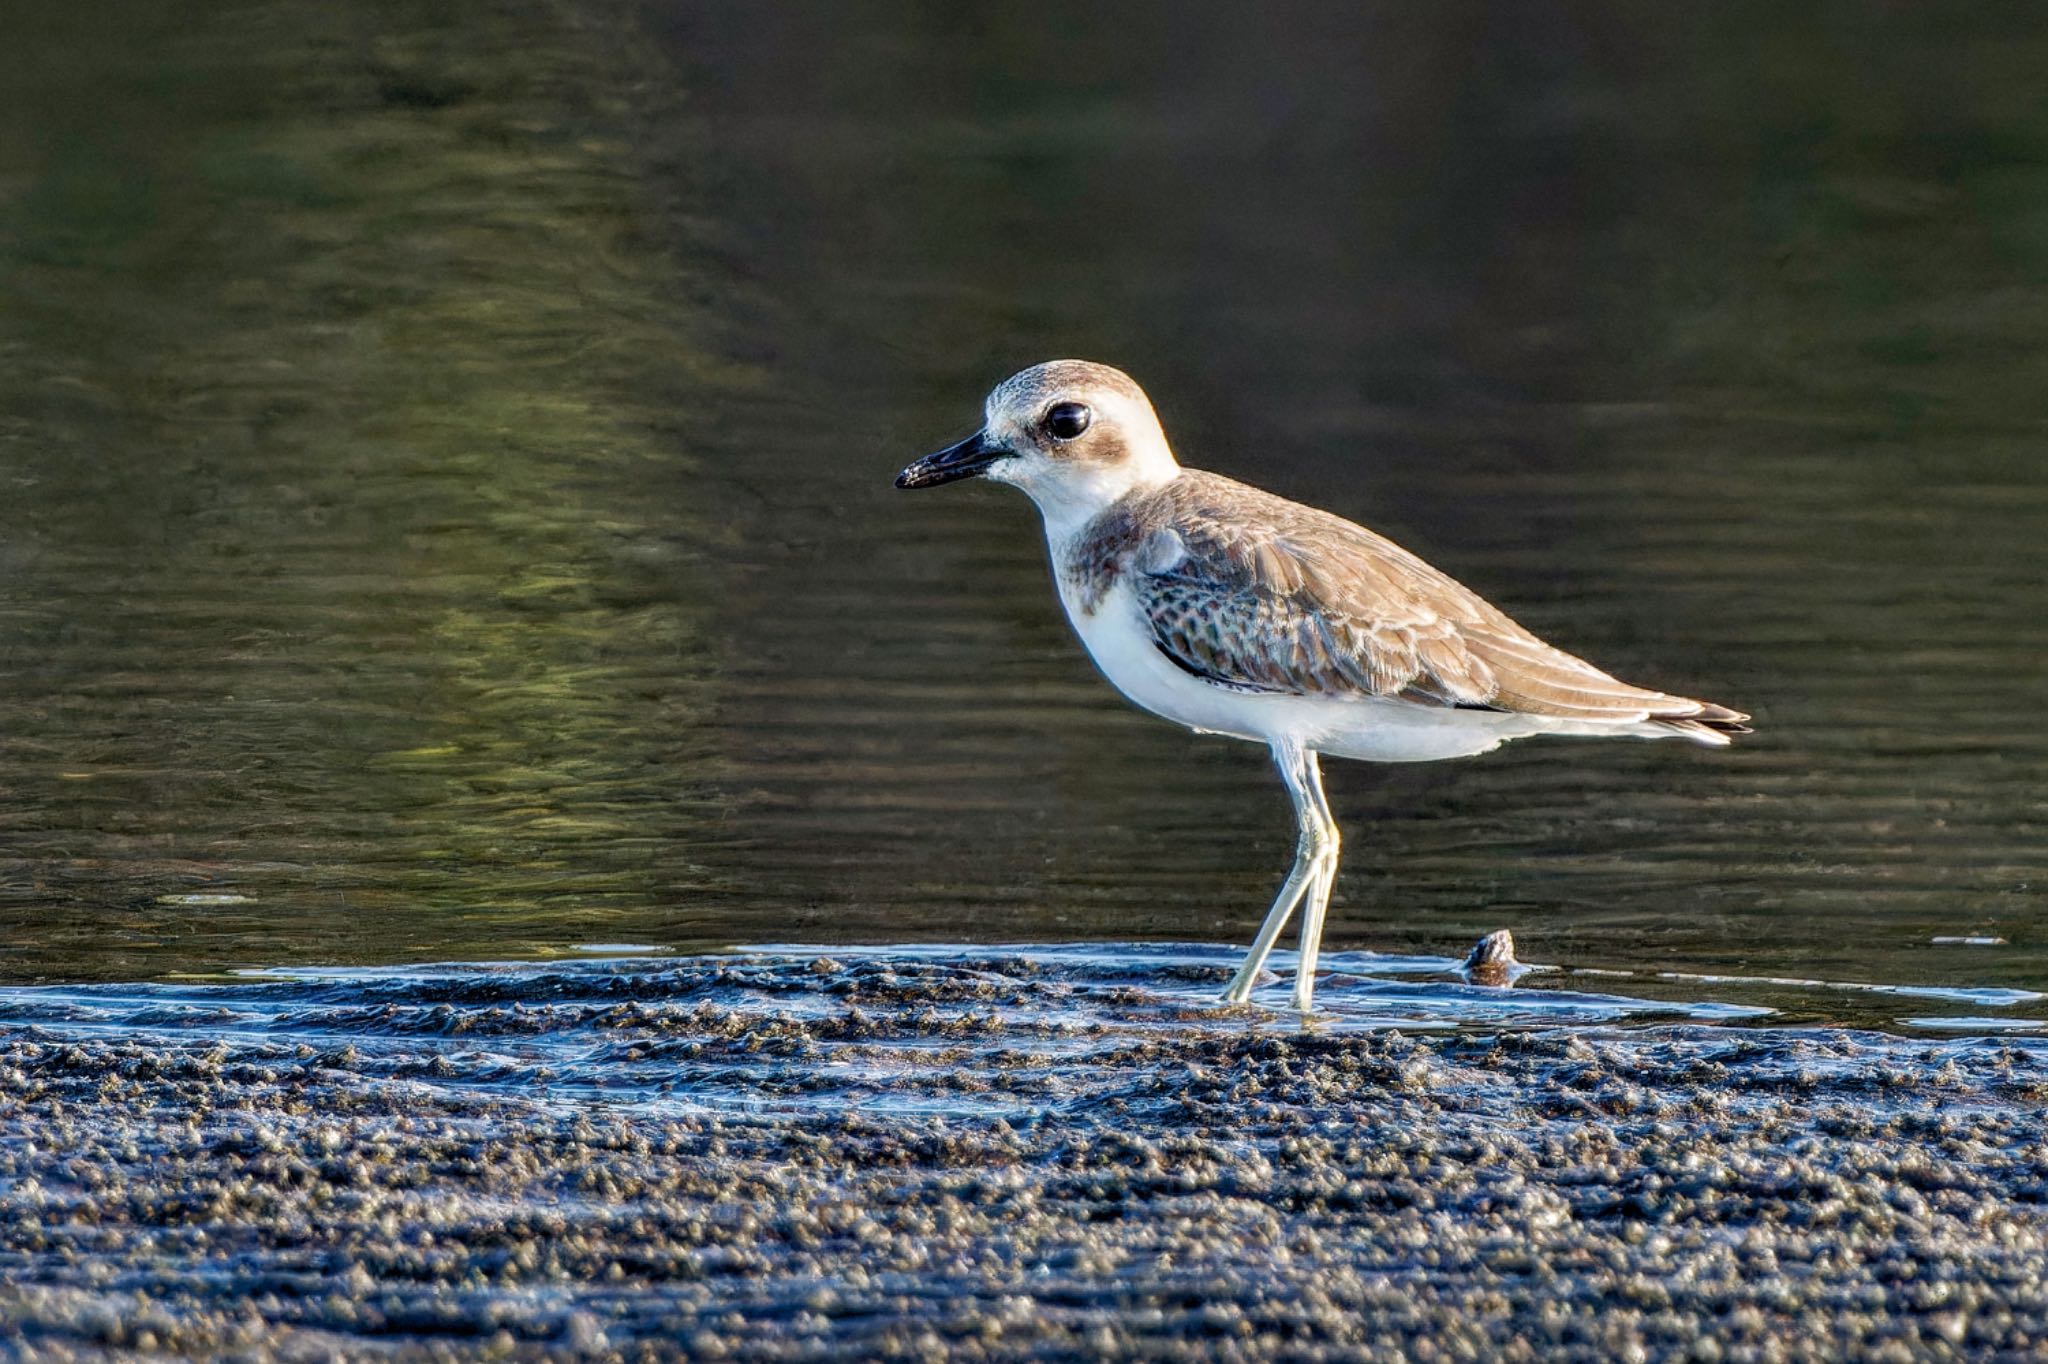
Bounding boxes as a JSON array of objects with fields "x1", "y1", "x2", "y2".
[{"x1": 3, "y1": 950, "x2": 2043, "y2": 1361}]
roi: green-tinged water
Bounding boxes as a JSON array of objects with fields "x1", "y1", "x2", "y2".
[
  {"x1": 1, "y1": 1, "x2": 2044, "y2": 1031},
  {"x1": 2, "y1": 1, "x2": 731, "y2": 973}
]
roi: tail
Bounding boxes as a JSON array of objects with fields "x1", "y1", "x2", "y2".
[
  {"x1": 1649, "y1": 699, "x2": 1752, "y2": 747},
  {"x1": 1456, "y1": 627, "x2": 1749, "y2": 749}
]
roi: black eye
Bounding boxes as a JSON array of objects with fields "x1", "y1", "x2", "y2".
[{"x1": 1044, "y1": 402, "x2": 1091, "y2": 440}]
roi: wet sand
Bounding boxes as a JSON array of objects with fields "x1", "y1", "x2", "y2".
[{"x1": 3, "y1": 949, "x2": 2045, "y2": 1360}]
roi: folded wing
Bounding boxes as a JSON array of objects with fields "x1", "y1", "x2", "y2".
[{"x1": 1130, "y1": 473, "x2": 1749, "y2": 741}]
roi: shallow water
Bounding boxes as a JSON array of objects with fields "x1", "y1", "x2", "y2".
[
  {"x1": 2, "y1": 1, "x2": 2045, "y2": 1027},
  {"x1": 11, "y1": 946, "x2": 2048, "y2": 1125},
  {"x1": 5, "y1": 951, "x2": 2048, "y2": 1357},
  {"x1": 0, "y1": 947, "x2": 1778, "y2": 1125}
]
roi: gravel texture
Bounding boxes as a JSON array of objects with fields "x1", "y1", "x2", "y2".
[{"x1": 2, "y1": 948, "x2": 2046, "y2": 1361}]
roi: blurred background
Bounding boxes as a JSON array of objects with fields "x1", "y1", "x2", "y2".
[{"x1": 1, "y1": 1, "x2": 2043, "y2": 1019}]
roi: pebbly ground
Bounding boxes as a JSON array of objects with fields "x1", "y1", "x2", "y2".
[{"x1": 1, "y1": 947, "x2": 2046, "y2": 1362}]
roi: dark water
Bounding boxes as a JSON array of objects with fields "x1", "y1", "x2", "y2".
[{"x1": 3, "y1": 1, "x2": 2045, "y2": 1030}]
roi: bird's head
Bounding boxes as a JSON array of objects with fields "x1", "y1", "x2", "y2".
[{"x1": 896, "y1": 360, "x2": 1180, "y2": 527}]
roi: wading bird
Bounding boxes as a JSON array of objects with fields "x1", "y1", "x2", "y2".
[{"x1": 896, "y1": 361, "x2": 1747, "y2": 1011}]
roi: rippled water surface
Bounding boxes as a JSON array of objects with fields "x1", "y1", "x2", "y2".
[
  {"x1": 0, "y1": 946, "x2": 1777, "y2": 1126},
  {"x1": 2, "y1": 1, "x2": 2045, "y2": 1028},
  {"x1": 5, "y1": 947, "x2": 2043, "y2": 1123}
]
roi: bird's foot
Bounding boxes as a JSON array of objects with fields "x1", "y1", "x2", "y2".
[{"x1": 1220, "y1": 966, "x2": 1267, "y2": 1006}]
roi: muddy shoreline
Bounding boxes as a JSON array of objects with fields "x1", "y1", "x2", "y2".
[{"x1": 3, "y1": 951, "x2": 2044, "y2": 1361}]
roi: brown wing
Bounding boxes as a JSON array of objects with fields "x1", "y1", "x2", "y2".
[{"x1": 1131, "y1": 472, "x2": 1750, "y2": 735}]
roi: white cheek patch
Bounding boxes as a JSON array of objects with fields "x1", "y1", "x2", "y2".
[{"x1": 984, "y1": 450, "x2": 1049, "y2": 489}]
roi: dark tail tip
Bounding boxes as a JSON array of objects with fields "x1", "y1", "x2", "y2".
[{"x1": 1691, "y1": 701, "x2": 1753, "y2": 736}]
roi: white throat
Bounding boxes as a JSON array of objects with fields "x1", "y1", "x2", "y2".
[
  {"x1": 1027, "y1": 464, "x2": 1173, "y2": 544},
  {"x1": 988, "y1": 435, "x2": 1179, "y2": 547}
]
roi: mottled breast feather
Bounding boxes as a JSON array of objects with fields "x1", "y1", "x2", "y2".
[{"x1": 1069, "y1": 470, "x2": 1750, "y2": 733}]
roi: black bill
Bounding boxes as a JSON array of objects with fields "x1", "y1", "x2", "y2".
[{"x1": 895, "y1": 430, "x2": 1003, "y2": 489}]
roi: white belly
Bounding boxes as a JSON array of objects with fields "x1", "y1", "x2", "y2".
[{"x1": 1055, "y1": 576, "x2": 1554, "y2": 763}]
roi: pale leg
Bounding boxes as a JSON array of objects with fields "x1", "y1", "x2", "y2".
[
  {"x1": 1222, "y1": 742, "x2": 1340, "y2": 1006},
  {"x1": 1290, "y1": 752, "x2": 1340, "y2": 1011},
  {"x1": 1288, "y1": 863, "x2": 1334, "y2": 1012}
]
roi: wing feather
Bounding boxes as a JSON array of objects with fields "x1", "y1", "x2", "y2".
[{"x1": 1122, "y1": 471, "x2": 1748, "y2": 732}]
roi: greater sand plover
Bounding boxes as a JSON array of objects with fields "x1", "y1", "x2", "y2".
[{"x1": 896, "y1": 361, "x2": 1748, "y2": 1011}]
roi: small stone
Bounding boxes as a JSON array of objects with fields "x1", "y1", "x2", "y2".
[{"x1": 1462, "y1": 930, "x2": 1523, "y2": 985}]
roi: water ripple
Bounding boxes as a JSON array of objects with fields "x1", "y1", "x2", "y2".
[{"x1": 20, "y1": 943, "x2": 2040, "y2": 1124}]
